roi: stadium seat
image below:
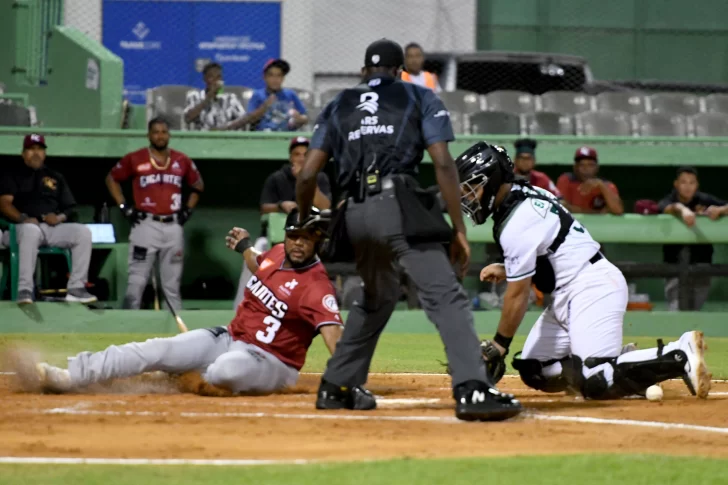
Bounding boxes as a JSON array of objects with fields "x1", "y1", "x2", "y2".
[
  {"x1": 290, "y1": 88, "x2": 315, "y2": 112},
  {"x1": 576, "y1": 111, "x2": 633, "y2": 136},
  {"x1": 595, "y1": 92, "x2": 646, "y2": 114},
  {"x1": 634, "y1": 112, "x2": 688, "y2": 137},
  {"x1": 319, "y1": 88, "x2": 343, "y2": 108},
  {"x1": 438, "y1": 90, "x2": 482, "y2": 115},
  {"x1": 648, "y1": 92, "x2": 701, "y2": 116},
  {"x1": 146, "y1": 85, "x2": 195, "y2": 130},
  {"x1": 484, "y1": 90, "x2": 536, "y2": 114},
  {"x1": 223, "y1": 86, "x2": 253, "y2": 111},
  {"x1": 468, "y1": 111, "x2": 521, "y2": 135},
  {"x1": 0, "y1": 103, "x2": 31, "y2": 126},
  {"x1": 690, "y1": 113, "x2": 728, "y2": 137},
  {"x1": 703, "y1": 94, "x2": 728, "y2": 114},
  {"x1": 539, "y1": 91, "x2": 593, "y2": 114},
  {"x1": 524, "y1": 112, "x2": 575, "y2": 135}
]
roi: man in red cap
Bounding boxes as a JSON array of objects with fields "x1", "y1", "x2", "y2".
[
  {"x1": 232, "y1": 136, "x2": 332, "y2": 308},
  {"x1": 0, "y1": 134, "x2": 97, "y2": 304},
  {"x1": 235, "y1": 59, "x2": 308, "y2": 132},
  {"x1": 556, "y1": 146, "x2": 623, "y2": 214}
]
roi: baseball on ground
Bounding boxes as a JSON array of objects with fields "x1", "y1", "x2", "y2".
[{"x1": 646, "y1": 384, "x2": 663, "y2": 401}]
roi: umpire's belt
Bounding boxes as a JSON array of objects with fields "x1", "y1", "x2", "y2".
[{"x1": 144, "y1": 213, "x2": 177, "y2": 223}]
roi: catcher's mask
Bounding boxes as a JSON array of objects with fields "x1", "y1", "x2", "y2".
[
  {"x1": 283, "y1": 208, "x2": 330, "y2": 268},
  {"x1": 455, "y1": 141, "x2": 515, "y2": 225}
]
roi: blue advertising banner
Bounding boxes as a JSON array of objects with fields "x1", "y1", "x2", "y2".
[{"x1": 102, "y1": 1, "x2": 281, "y2": 104}]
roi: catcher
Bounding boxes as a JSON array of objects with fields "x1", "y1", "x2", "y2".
[
  {"x1": 34, "y1": 210, "x2": 348, "y2": 396},
  {"x1": 458, "y1": 141, "x2": 710, "y2": 400}
]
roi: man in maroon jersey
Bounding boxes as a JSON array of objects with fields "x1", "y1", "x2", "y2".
[
  {"x1": 33, "y1": 211, "x2": 347, "y2": 397},
  {"x1": 106, "y1": 117, "x2": 204, "y2": 310},
  {"x1": 512, "y1": 139, "x2": 561, "y2": 198}
]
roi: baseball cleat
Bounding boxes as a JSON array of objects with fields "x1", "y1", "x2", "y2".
[
  {"x1": 16, "y1": 290, "x2": 34, "y2": 305},
  {"x1": 677, "y1": 331, "x2": 711, "y2": 399},
  {"x1": 315, "y1": 379, "x2": 377, "y2": 410},
  {"x1": 454, "y1": 381, "x2": 523, "y2": 422},
  {"x1": 65, "y1": 288, "x2": 98, "y2": 304},
  {"x1": 36, "y1": 363, "x2": 72, "y2": 393}
]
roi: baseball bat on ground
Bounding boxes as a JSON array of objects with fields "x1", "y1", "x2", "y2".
[
  {"x1": 151, "y1": 271, "x2": 160, "y2": 310},
  {"x1": 156, "y1": 280, "x2": 189, "y2": 334}
]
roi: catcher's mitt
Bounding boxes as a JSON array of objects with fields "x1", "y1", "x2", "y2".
[
  {"x1": 480, "y1": 339, "x2": 507, "y2": 384},
  {"x1": 440, "y1": 339, "x2": 508, "y2": 383}
]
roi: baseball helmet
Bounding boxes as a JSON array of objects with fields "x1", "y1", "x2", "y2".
[
  {"x1": 455, "y1": 141, "x2": 515, "y2": 225},
  {"x1": 284, "y1": 208, "x2": 331, "y2": 237}
]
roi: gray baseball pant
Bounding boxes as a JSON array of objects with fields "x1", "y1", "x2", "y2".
[
  {"x1": 124, "y1": 218, "x2": 184, "y2": 310},
  {"x1": 321, "y1": 186, "x2": 488, "y2": 388},
  {"x1": 5, "y1": 222, "x2": 92, "y2": 294},
  {"x1": 67, "y1": 328, "x2": 299, "y2": 394}
]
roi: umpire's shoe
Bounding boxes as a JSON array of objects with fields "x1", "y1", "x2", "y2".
[
  {"x1": 315, "y1": 379, "x2": 377, "y2": 410},
  {"x1": 454, "y1": 380, "x2": 522, "y2": 422}
]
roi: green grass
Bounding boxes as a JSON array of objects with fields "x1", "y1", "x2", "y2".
[
  {"x1": 2, "y1": 333, "x2": 727, "y2": 378},
  {"x1": 0, "y1": 455, "x2": 725, "y2": 484}
]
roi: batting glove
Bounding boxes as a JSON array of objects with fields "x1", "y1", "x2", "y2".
[
  {"x1": 177, "y1": 207, "x2": 192, "y2": 226},
  {"x1": 119, "y1": 203, "x2": 141, "y2": 226}
]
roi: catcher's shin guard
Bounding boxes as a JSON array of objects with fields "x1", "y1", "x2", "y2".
[
  {"x1": 562, "y1": 339, "x2": 691, "y2": 399},
  {"x1": 511, "y1": 352, "x2": 569, "y2": 393}
]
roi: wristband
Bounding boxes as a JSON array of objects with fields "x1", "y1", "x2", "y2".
[
  {"x1": 233, "y1": 237, "x2": 252, "y2": 254},
  {"x1": 494, "y1": 332, "x2": 513, "y2": 351}
]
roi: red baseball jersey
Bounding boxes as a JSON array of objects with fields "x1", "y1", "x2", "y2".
[
  {"x1": 557, "y1": 172, "x2": 619, "y2": 212},
  {"x1": 528, "y1": 170, "x2": 561, "y2": 198},
  {"x1": 228, "y1": 244, "x2": 342, "y2": 370},
  {"x1": 111, "y1": 148, "x2": 201, "y2": 215}
]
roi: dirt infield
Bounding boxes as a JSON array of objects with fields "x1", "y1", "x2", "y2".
[{"x1": 0, "y1": 373, "x2": 727, "y2": 462}]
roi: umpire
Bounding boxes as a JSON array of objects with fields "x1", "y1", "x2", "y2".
[{"x1": 296, "y1": 39, "x2": 521, "y2": 421}]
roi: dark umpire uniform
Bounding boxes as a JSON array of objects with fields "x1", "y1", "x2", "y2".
[{"x1": 296, "y1": 39, "x2": 521, "y2": 421}]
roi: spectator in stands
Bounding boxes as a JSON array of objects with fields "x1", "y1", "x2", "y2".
[
  {"x1": 233, "y1": 136, "x2": 331, "y2": 308},
  {"x1": 232, "y1": 59, "x2": 308, "y2": 132},
  {"x1": 513, "y1": 138, "x2": 560, "y2": 197},
  {"x1": 659, "y1": 166, "x2": 728, "y2": 311},
  {"x1": 401, "y1": 43, "x2": 441, "y2": 92},
  {"x1": 0, "y1": 134, "x2": 96, "y2": 304},
  {"x1": 184, "y1": 62, "x2": 247, "y2": 131},
  {"x1": 557, "y1": 146, "x2": 624, "y2": 214}
]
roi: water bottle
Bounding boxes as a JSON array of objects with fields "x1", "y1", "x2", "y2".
[{"x1": 99, "y1": 202, "x2": 110, "y2": 224}]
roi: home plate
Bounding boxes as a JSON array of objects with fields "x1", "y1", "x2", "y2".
[{"x1": 375, "y1": 398, "x2": 442, "y2": 406}]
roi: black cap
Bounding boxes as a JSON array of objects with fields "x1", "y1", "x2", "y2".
[
  {"x1": 263, "y1": 58, "x2": 290, "y2": 75},
  {"x1": 364, "y1": 39, "x2": 404, "y2": 68},
  {"x1": 514, "y1": 138, "x2": 537, "y2": 156}
]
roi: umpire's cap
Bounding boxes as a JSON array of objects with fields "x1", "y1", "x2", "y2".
[{"x1": 364, "y1": 39, "x2": 404, "y2": 68}]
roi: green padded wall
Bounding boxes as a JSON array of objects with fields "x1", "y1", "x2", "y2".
[{"x1": 478, "y1": 0, "x2": 728, "y2": 83}]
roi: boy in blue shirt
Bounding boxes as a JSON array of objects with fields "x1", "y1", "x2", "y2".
[{"x1": 246, "y1": 59, "x2": 308, "y2": 131}]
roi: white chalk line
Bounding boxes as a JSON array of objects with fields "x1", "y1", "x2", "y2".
[
  {"x1": 529, "y1": 413, "x2": 728, "y2": 435},
  {"x1": 0, "y1": 457, "x2": 316, "y2": 466},
  {"x1": 3, "y1": 371, "x2": 728, "y2": 384},
  {"x1": 37, "y1": 405, "x2": 728, "y2": 435}
]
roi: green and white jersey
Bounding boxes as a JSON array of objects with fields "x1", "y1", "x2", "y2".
[{"x1": 497, "y1": 184, "x2": 600, "y2": 290}]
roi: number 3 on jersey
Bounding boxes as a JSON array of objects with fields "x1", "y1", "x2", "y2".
[
  {"x1": 171, "y1": 193, "x2": 182, "y2": 211},
  {"x1": 256, "y1": 315, "x2": 281, "y2": 344}
]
